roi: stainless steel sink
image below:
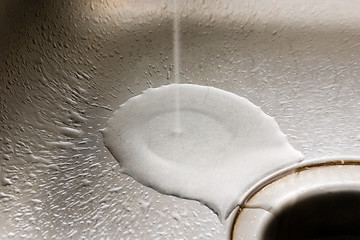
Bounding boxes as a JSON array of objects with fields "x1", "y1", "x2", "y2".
[{"x1": 1, "y1": 0, "x2": 360, "y2": 239}]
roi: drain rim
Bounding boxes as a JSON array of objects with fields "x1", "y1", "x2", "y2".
[{"x1": 231, "y1": 157, "x2": 360, "y2": 240}]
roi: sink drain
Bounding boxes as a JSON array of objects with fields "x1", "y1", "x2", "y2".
[
  {"x1": 232, "y1": 158, "x2": 360, "y2": 240},
  {"x1": 263, "y1": 191, "x2": 360, "y2": 240}
]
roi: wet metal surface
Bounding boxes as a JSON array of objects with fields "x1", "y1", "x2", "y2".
[{"x1": 1, "y1": 0, "x2": 360, "y2": 239}]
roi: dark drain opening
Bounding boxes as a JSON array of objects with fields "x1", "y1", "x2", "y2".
[{"x1": 263, "y1": 191, "x2": 360, "y2": 240}]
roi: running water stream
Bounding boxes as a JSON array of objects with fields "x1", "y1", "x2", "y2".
[{"x1": 173, "y1": 0, "x2": 181, "y2": 134}]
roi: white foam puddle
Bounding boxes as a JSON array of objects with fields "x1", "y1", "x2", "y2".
[{"x1": 103, "y1": 84, "x2": 303, "y2": 220}]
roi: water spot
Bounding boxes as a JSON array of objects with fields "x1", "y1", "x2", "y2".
[
  {"x1": 47, "y1": 141, "x2": 76, "y2": 149},
  {"x1": 127, "y1": 87, "x2": 135, "y2": 94},
  {"x1": 0, "y1": 192, "x2": 13, "y2": 199},
  {"x1": 69, "y1": 111, "x2": 88, "y2": 122},
  {"x1": 29, "y1": 154, "x2": 52, "y2": 164},
  {"x1": 103, "y1": 84, "x2": 303, "y2": 220},
  {"x1": 0, "y1": 176, "x2": 12, "y2": 186},
  {"x1": 58, "y1": 126, "x2": 84, "y2": 138},
  {"x1": 108, "y1": 186, "x2": 123, "y2": 193},
  {"x1": 81, "y1": 179, "x2": 92, "y2": 186},
  {"x1": 30, "y1": 199, "x2": 42, "y2": 204},
  {"x1": 89, "y1": 103, "x2": 113, "y2": 111}
]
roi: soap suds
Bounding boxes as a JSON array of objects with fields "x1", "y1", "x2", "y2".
[{"x1": 103, "y1": 84, "x2": 303, "y2": 220}]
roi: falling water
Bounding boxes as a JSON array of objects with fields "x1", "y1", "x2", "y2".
[{"x1": 173, "y1": 0, "x2": 181, "y2": 134}]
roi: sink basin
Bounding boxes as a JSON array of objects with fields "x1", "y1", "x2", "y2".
[{"x1": 1, "y1": 0, "x2": 360, "y2": 239}]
